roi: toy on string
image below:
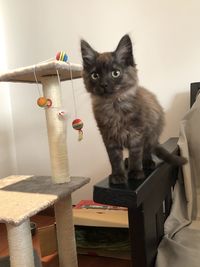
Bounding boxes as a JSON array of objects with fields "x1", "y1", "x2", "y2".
[
  {"x1": 58, "y1": 110, "x2": 68, "y2": 120},
  {"x1": 56, "y1": 52, "x2": 84, "y2": 141},
  {"x1": 37, "y1": 96, "x2": 47, "y2": 107},
  {"x1": 34, "y1": 53, "x2": 84, "y2": 141},
  {"x1": 37, "y1": 97, "x2": 52, "y2": 108},
  {"x1": 72, "y1": 119, "x2": 83, "y2": 141},
  {"x1": 34, "y1": 66, "x2": 53, "y2": 108}
]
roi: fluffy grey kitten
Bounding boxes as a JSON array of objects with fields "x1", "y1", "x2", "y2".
[{"x1": 81, "y1": 34, "x2": 187, "y2": 184}]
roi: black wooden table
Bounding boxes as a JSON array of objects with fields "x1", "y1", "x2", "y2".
[{"x1": 93, "y1": 138, "x2": 179, "y2": 267}]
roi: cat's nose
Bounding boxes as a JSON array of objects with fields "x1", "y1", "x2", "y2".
[{"x1": 100, "y1": 82, "x2": 108, "y2": 88}]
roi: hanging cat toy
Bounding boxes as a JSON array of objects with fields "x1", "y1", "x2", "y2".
[{"x1": 35, "y1": 51, "x2": 84, "y2": 141}]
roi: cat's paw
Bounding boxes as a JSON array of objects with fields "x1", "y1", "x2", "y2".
[
  {"x1": 109, "y1": 174, "x2": 127, "y2": 185},
  {"x1": 128, "y1": 170, "x2": 145, "y2": 180}
]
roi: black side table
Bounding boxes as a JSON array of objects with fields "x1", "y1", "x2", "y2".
[{"x1": 93, "y1": 138, "x2": 179, "y2": 267}]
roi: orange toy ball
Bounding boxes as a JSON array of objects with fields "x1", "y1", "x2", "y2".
[{"x1": 37, "y1": 97, "x2": 47, "y2": 107}]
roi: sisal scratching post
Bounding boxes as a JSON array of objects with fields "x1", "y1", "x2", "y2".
[
  {"x1": 54, "y1": 196, "x2": 78, "y2": 267},
  {"x1": 41, "y1": 76, "x2": 77, "y2": 267},
  {"x1": 6, "y1": 219, "x2": 35, "y2": 267},
  {"x1": 41, "y1": 76, "x2": 70, "y2": 184}
]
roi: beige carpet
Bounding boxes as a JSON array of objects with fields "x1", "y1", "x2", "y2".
[
  {"x1": 0, "y1": 60, "x2": 82, "y2": 83},
  {"x1": 0, "y1": 175, "x2": 90, "y2": 225}
]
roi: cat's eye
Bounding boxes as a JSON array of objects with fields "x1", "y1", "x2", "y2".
[
  {"x1": 111, "y1": 70, "x2": 121, "y2": 78},
  {"x1": 91, "y1": 72, "x2": 99, "y2": 80}
]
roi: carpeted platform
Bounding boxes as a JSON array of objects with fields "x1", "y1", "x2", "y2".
[
  {"x1": 0, "y1": 175, "x2": 90, "y2": 226},
  {"x1": 0, "y1": 60, "x2": 82, "y2": 83}
]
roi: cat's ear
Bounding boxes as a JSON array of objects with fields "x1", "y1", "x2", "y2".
[
  {"x1": 115, "y1": 34, "x2": 135, "y2": 66},
  {"x1": 81, "y1": 39, "x2": 98, "y2": 68}
]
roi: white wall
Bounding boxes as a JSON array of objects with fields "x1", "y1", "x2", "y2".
[
  {"x1": 0, "y1": 6, "x2": 17, "y2": 177},
  {"x1": 0, "y1": 84, "x2": 17, "y2": 177},
  {"x1": 1, "y1": 0, "x2": 200, "y2": 203}
]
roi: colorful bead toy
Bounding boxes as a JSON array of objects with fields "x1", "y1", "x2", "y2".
[
  {"x1": 46, "y1": 99, "x2": 52, "y2": 108},
  {"x1": 37, "y1": 97, "x2": 52, "y2": 108},
  {"x1": 72, "y1": 119, "x2": 84, "y2": 141},
  {"x1": 56, "y1": 51, "x2": 68, "y2": 62},
  {"x1": 58, "y1": 110, "x2": 68, "y2": 120}
]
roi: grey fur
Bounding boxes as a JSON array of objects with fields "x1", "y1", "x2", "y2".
[{"x1": 81, "y1": 34, "x2": 187, "y2": 184}]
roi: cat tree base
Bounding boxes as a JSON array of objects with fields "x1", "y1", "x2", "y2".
[{"x1": 0, "y1": 175, "x2": 90, "y2": 267}]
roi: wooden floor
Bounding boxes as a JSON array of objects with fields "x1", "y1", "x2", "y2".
[{"x1": 0, "y1": 214, "x2": 131, "y2": 267}]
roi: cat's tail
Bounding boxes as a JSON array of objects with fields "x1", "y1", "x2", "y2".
[{"x1": 154, "y1": 144, "x2": 187, "y2": 166}]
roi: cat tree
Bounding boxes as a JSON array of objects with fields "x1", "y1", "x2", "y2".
[{"x1": 0, "y1": 60, "x2": 90, "y2": 267}]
